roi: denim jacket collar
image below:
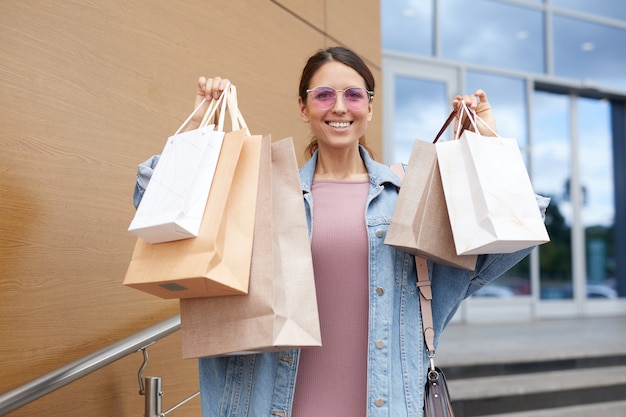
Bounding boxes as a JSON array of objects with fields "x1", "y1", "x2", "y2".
[{"x1": 299, "y1": 145, "x2": 402, "y2": 192}]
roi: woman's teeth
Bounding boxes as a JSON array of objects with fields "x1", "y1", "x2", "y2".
[{"x1": 328, "y1": 122, "x2": 350, "y2": 128}]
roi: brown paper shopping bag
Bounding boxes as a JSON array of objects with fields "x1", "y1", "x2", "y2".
[
  {"x1": 385, "y1": 110, "x2": 477, "y2": 270},
  {"x1": 124, "y1": 129, "x2": 262, "y2": 299},
  {"x1": 180, "y1": 137, "x2": 321, "y2": 358},
  {"x1": 436, "y1": 103, "x2": 550, "y2": 255}
]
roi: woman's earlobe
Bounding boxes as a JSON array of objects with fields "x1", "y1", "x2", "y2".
[{"x1": 299, "y1": 98, "x2": 310, "y2": 122}]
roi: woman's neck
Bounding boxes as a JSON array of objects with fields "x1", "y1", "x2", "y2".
[{"x1": 313, "y1": 146, "x2": 369, "y2": 181}]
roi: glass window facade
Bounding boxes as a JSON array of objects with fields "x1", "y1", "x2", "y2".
[
  {"x1": 382, "y1": 0, "x2": 626, "y2": 316},
  {"x1": 553, "y1": 14, "x2": 626, "y2": 90},
  {"x1": 392, "y1": 76, "x2": 447, "y2": 163},
  {"x1": 381, "y1": 0, "x2": 434, "y2": 56},
  {"x1": 382, "y1": 0, "x2": 626, "y2": 91},
  {"x1": 440, "y1": 0, "x2": 544, "y2": 73},
  {"x1": 552, "y1": 0, "x2": 626, "y2": 22}
]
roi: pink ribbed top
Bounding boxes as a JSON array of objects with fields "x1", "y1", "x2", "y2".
[{"x1": 291, "y1": 180, "x2": 370, "y2": 417}]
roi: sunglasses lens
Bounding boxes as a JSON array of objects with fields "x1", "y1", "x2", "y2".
[
  {"x1": 344, "y1": 87, "x2": 369, "y2": 111},
  {"x1": 310, "y1": 87, "x2": 336, "y2": 110}
]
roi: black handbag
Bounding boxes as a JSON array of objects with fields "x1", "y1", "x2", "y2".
[
  {"x1": 415, "y1": 256, "x2": 455, "y2": 417},
  {"x1": 424, "y1": 367, "x2": 454, "y2": 417}
]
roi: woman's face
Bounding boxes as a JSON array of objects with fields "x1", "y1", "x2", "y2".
[{"x1": 299, "y1": 61, "x2": 372, "y2": 152}]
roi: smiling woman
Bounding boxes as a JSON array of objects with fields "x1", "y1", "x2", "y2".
[
  {"x1": 298, "y1": 60, "x2": 373, "y2": 181},
  {"x1": 298, "y1": 48, "x2": 377, "y2": 164},
  {"x1": 128, "y1": 45, "x2": 549, "y2": 417}
]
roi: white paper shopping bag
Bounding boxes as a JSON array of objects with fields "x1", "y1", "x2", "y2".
[
  {"x1": 128, "y1": 91, "x2": 227, "y2": 244},
  {"x1": 436, "y1": 105, "x2": 550, "y2": 255}
]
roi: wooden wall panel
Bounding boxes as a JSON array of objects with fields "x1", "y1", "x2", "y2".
[
  {"x1": 327, "y1": 0, "x2": 382, "y2": 67},
  {"x1": 272, "y1": 0, "x2": 326, "y2": 31},
  {"x1": 0, "y1": 0, "x2": 381, "y2": 415}
]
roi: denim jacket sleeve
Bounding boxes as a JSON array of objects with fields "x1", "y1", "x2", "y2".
[
  {"x1": 431, "y1": 193, "x2": 551, "y2": 334},
  {"x1": 132, "y1": 155, "x2": 160, "y2": 208}
]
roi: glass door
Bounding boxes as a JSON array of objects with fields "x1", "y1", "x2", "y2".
[{"x1": 532, "y1": 90, "x2": 624, "y2": 317}]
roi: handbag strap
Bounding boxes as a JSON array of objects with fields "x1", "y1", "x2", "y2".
[
  {"x1": 416, "y1": 256, "x2": 437, "y2": 371},
  {"x1": 388, "y1": 162, "x2": 438, "y2": 371}
]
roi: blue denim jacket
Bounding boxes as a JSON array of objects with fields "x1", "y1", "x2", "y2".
[{"x1": 134, "y1": 147, "x2": 549, "y2": 417}]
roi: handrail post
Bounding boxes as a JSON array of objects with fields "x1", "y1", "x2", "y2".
[{"x1": 144, "y1": 376, "x2": 163, "y2": 417}]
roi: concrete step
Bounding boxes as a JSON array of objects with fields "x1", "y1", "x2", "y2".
[
  {"x1": 473, "y1": 400, "x2": 626, "y2": 417},
  {"x1": 435, "y1": 318, "x2": 626, "y2": 416},
  {"x1": 447, "y1": 365, "x2": 626, "y2": 416},
  {"x1": 442, "y1": 353, "x2": 626, "y2": 380},
  {"x1": 437, "y1": 317, "x2": 626, "y2": 369}
]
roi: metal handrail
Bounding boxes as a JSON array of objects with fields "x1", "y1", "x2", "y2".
[{"x1": 0, "y1": 315, "x2": 181, "y2": 416}]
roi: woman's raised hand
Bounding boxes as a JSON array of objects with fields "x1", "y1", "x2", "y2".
[
  {"x1": 452, "y1": 89, "x2": 497, "y2": 137},
  {"x1": 190, "y1": 76, "x2": 232, "y2": 128}
]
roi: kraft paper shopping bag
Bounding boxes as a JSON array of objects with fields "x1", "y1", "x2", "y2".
[
  {"x1": 436, "y1": 103, "x2": 550, "y2": 255},
  {"x1": 124, "y1": 85, "x2": 262, "y2": 299},
  {"x1": 386, "y1": 110, "x2": 477, "y2": 270},
  {"x1": 386, "y1": 140, "x2": 477, "y2": 270},
  {"x1": 180, "y1": 137, "x2": 321, "y2": 358},
  {"x1": 124, "y1": 129, "x2": 262, "y2": 298}
]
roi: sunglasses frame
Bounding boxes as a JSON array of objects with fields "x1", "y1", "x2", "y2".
[{"x1": 305, "y1": 86, "x2": 374, "y2": 111}]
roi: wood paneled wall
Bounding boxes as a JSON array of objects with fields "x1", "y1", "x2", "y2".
[{"x1": 0, "y1": 1, "x2": 381, "y2": 416}]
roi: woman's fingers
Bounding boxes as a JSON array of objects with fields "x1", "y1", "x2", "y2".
[
  {"x1": 198, "y1": 76, "x2": 231, "y2": 99},
  {"x1": 452, "y1": 89, "x2": 497, "y2": 136}
]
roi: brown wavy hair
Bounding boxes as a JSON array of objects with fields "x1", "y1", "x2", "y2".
[{"x1": 299, "y1": 46, "x2": 376, "y2": 159}]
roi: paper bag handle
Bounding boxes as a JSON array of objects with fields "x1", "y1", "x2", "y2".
[
  {"x1": 432, "y1": 99, "x2": 499, "y2": 144},
  {"x1": 201, "y1": 84, "x2": 232, "y2": 130},
  {"x1": 470, "y1": 104, "x2": 499, "y2": 138},
  {"x1": 453, "y1": 101, "x2": 499, "y2": 140},
  {"x1": 455, "y1": 101, "x2": 476, "y2": 139},
  {"x1": 432, "y1": 108, "x2": 472, "y2": 144},
  {"x1": 173, "y1": 83, "x2": 252, "y2": 136},
  {"x1": 222, "y1": 85, "x2": 250, "y2": 135},
  {"x1": 173, "y1": 83, "x2": 231, "y2": 136}
]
